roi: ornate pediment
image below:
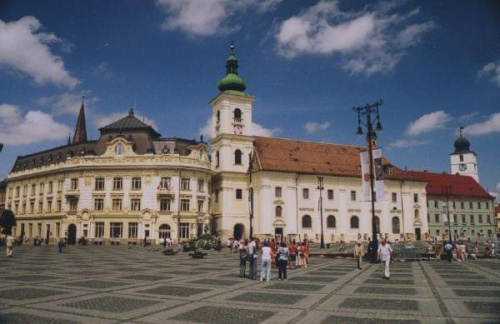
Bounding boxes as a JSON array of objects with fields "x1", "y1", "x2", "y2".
[{"x1": 273, "y1": 199, "x2": 285, "y2": 205}]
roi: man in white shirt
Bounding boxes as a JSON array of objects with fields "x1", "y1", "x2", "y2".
[
  {"x1": 377, "y1": 239, "x2": 392, "y2": 280},
  {"x1": 247, "y1": 238, "x2": 257, "y2": 280}
]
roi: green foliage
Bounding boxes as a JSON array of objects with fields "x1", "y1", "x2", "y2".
[{"x1": 0, "y1": 209, "x2": 16, "y2": 235}]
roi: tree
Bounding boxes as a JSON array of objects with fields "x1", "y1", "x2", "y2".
[{"x1": 0, "y1": 209, "x2": 16, "y2": 236}]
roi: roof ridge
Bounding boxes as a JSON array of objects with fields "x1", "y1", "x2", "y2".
[{"x1": 254, "y1": 136, "x2": 364, "y2": 149}]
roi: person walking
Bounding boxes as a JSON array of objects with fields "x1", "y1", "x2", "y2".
[
  {"x1": 6, "y1": 235, "x2": 14, "y2": 257},
  {"x1": 239, "y1": 239, "x2": 248, "y2": 277},
  {"x1": 58, "y1": 238, "x2": 65, "y2": 253},
  {"x1": 277, "y1": 241, "x2": 289, "y2": 281},
  {"x1": 377, "y1": 239, "x2": 392, "y2": 280},
  {"x1": 444, "y1": 241, "x2": 453, "y2": 262},
  {"x1": 248, "y1": 237, "x2": 257, "y2": 280},
  {"x1": 354, "y1": 240, "x2": 364, "y2": 270},
  {"x1": 296, "y1": 243, "x2": 302, "y2": 269},
  {"x1": 260, "y1": 241, "x2": 272, "y2": 281}
]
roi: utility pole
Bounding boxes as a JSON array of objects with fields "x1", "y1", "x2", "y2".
[
  {"x1": 353, "y1": 100, "x2": 383, "y2": 263},
  {"x1": 317, "y1": 176, "x2": 325, "y2": 249},
  {"x1": 443, "y1": 185, "x2": 452, "y2": 242},
  {"x1": 248, "y1": 153, "x2": 254, "y2": 239}
]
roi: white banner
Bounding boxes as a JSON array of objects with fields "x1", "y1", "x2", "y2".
[
  {"x1": 360, "y1": 151, "x2": 371, "y2": 201},
  {"x1": 373, "y1": 148, "x2": 385, "y2": 201},
  {"x1": 443, "y1": 214, "x2": 448, "y2": 223}
]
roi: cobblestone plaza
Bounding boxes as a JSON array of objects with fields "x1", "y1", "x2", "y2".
[{"x1": 0, "y1": 246, "x2": 498, "y2": 323}]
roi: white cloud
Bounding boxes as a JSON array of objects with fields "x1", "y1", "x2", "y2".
[
  {"x1": 0, "y1": 16, "x2": 78, "y2": 88},
  {"x1": 479, "y1": 60, "x2": 500, "y2": 87},
  {"x1": 155, "y1": 0, "x2": 281, "y2": 36},
  {"x1": 463, "y1": 113, "x2": 500, "y2": 136},
  {"x1": 0, "y1": 104, "x2": 71, "y2": 145},
  {"x1": 406, "y1": 110, "x2": 452, "y2": 136},
  {"x1": 38, "y1": 92, "x2": 100, "y2": 116},
  {"x1": 303, "y1": 121, "x2": 330, "y2": 134},
  {"x1": 275, "y1": 1, "x2": 435, "y2": 75},
  {"x1": 198, "y1": 118, "x2": 281, "y2": 139},
  {"x1": 388, "y1": 139, "x2": 429, "y2": 149},
  {"x1": 92, "y1": 62, "x2": 113, "y2": 79},
  {"x1": 497, "y1": 182, "x2": 500, "y2": 191},
  {"x1": 459, "y1": 111, "x2": 479, "y2": 122}
]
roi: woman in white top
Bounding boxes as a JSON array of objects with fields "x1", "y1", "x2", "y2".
[
  {"x1": 260, "y1": 241, "x2": 272, "y2": 281},
  {"x1": 277, "y1": 242, "x2": 289, "y2": 281}
]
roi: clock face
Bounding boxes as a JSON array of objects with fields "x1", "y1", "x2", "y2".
[
  {"x1": 234, "y1": 125, "x2": 243, "y2": 135},
  {"x1": 459, "y1": 164, "x2": 467, "y2": 171}
]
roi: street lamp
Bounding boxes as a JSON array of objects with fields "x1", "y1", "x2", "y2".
[
  {"x1": 442, "y1": 185, "x2": 452, "y2": 243},
  {"x1": 353, "y1": 100, "x2": 383, "y2": 263},
  {"x1": 248, "y1": 153, "x2": 254, "y2": 239},
  {"x1": 317, "y1": 176, "x2": 325, "y2": 249}
]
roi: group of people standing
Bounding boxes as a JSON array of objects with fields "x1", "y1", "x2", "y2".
[{"x1": 234, "y1": 237, "x2": 310, "y2": 281}]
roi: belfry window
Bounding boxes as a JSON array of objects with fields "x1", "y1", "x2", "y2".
[
  {"x1": 216, "y1": 110, "x2": 220, "y2": 124},
  {"x1": 459, "y1": 154, "x2": 464, "y2": 162},
  {"x1": 235, "y1": 150, "x2": 242, "y2": 165},
  {"x1": 234, "y1": 108, "x2": 242, "y2": 121}
]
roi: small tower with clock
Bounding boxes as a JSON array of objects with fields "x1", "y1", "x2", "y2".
[{"x1": 450, "y1": 127, "x2": 479, "y2": 182}]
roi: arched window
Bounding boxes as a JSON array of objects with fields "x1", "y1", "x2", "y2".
[
  {"x1": 235, "y1": 149, "x2": 242, "y2": 165},
  {"x1": 159, "y1": 224, "x2": 171, "y2": 239},
  {"x1": 216, "y1": 151, "x2": 220, "y2": 167},
  {"x1": 234, "y1": 108, "x2": 242, "y2": 120},
  {"x1": 350, "y1": 216, "x2": 359, "y2": 229},
  {"x1": 302, "y1": 215, "x2": 312, "y2": 228},
  {"x1": 459, "y1": 154, "x2": 463, "y2": 162},
  {"x1": 275, "y1": 206, "x2": 282, "y2": 217},
  {"x1": 414, "y1": 209, "x2": 420, "y2": 219},
  {"x1": 374, "y1": 216, "x2": 380, "y2": 234},
  {"x1": 216, "y1": 110, "x2": 220, "y2": 124},
  {"x1": 392, "y1": 217, "x2": 400, "y2": 234},
  {"x1": 327, "y1": 215, "x2": 336, "y2": 228}
]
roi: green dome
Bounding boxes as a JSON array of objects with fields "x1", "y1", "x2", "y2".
[
  {"x1": 453, "y1": 137, "x2": 470, "y2": 154},
  {"x1": 217, "y1": 47, "x2": 247, "y2": 93}
]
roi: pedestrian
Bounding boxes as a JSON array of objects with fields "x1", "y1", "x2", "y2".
[
  {"x1": 460, "y1": 241, "x2": 467, "y2": 261},
  {"x1": 270, "y1": 239, "x2": 277, "y2": 268},
  {"x1": 444, "y1": 241, "x2": 453, "y2": 262},
  {"x1": 455, "y1": 243, "x2": 462, "y2": 262},
  {"x1": 377, "y1": 239, "x2": 392, "y2": 280},
  {"x1": 58, "y1": 238, "x2": 65, "y2": 253},
  {"x1": 239, "y1": 239, "x2": 248, "y2": 277},
  {"x1": 296, "y1": 243, "x2": 302, "y2": 269},
  {"x1": 491, "y1": 242, "x2": 496, "y2": 256},
  {"x1": 260, "y1": 241, "x2": 272, "y2": 281},
  {"x1": 277, "y1": 241, "x2": 289, "y2": 281},
  {"x1": 6, "y1": 235, "x2": 14, "y2": 257},
  {"x1": 354, "y1": 240, "x2": 364, "y2": 270},
  {"x1": 288, "y1": 241, "x2": 296, "y2": 269},
  {"x1": 248, "y1": 237, "x2": 257, "y2": 280},
  {"x1": 303, "y1": 239, "x2": 309, "y2": 268}
]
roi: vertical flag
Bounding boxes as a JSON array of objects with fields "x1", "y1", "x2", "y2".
[
  {"x1": 442, "y1": 201, "x2": 448, "y2": 223},
  {"x1": 360, "y1": 150, "x2": 370, "y2": 201},
  {"x1": 373, "y1": 148, "x2": 385, "y2": 201}
]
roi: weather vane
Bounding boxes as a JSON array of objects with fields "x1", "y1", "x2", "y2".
[{"x1": 230, "y1": 40, "x2": 235, "y2": 52}]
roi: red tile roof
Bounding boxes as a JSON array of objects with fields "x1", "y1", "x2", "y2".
[
  {"x1": 406, "y1": 171, "x2": 493, "y2": 199},
  {"x1": 253, "y1": 137, "x2": 421, "y2": 181}
]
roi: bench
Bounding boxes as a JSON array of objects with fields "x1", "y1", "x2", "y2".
[{"x1": 189, "y1": 252, "x2": 207, "y2": 259}]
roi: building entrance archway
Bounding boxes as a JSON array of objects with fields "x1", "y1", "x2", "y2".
[
  {"x1": 67, "y1": 224, "x2": 77, "y2": 245},
  {"x1": 233, "y1": 224, "x2": 244, "y2": 240}
]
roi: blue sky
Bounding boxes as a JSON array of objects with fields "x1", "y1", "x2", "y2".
[{"x1": 0, "y1": 0, "x2": 499, "y2": 198}]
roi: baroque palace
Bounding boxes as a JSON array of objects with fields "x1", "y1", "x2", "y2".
[{"x1": 2, "y1": 48, "x2": 496, "y2": 244}]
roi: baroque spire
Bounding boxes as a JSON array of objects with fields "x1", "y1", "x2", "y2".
[{"x1": 73, "y1": 96, "x2": 88, "y2": 144}]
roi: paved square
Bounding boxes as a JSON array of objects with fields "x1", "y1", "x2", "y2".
[{"x1": 1, "y1": 245, "x2": 499, "y2": 323}]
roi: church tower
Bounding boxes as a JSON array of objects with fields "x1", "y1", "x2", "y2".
[
  {"x1": 210, "y1": 43, "x2": 255, "y2": 240},
  {"x1": 450, "y1": 127, "x2": 478, "y2": 182},
  {"x1": 73, "y1": 97, "x2": 88, "y2": 144}
]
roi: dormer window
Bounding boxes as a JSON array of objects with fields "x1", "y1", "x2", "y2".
[
  {"x1": 199, "y1": 150, "x2": 204, "y2": 160},
  {"x1": 115, "y1": 143, "x2": 124, "y2": 156}
]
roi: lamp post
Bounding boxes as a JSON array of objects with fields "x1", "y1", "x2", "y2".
[
  {"x1": 353, "y1": 100, "x2": 383, "y2": 263},
  {"x1": 248, "y1": 153, "x2": 254, "y2": 239},
  {"x1": 317, "y1": 176, "x2": 325, "y2": 249},
  {"x1": 443, "y1": 185, "x2": 452, "y2": 243}
]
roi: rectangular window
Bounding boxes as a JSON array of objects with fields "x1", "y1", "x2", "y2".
[
  {"x1": 470, "y1": 214, "x2": 474, "y2": 224},
  {"x1": 453, "y1": 214, "x2": 457, "y2": 224},
  {"x1": 198, "y1": 200, "x2": 204, "y2": 212},
  {"x1": 460, "y1": 201, "x2": 464, "y2": 209},
  {"x1": 112, "y1": 199, "x2": 122, "y2": 211},
  {"x1": 427, "y1": 213, "x2": 430, "y2": 223},
  {"x1": 113, "y1": 177, "x2": 123, "y2": 190},
  {"x1": 469, "y1": 201, "x2": 473, "y2": 209},
  {"x1": 39, "y1": 201, "x2": 43, "y2": 212},
  {"x1": 328, "y1": 189, "x2": 334, "y2": 200},
  {"x1": 236, "y1": 189, "x2": 243, "y2": 200},
  {"x1": 131, "y1": 177, "x2": 142, "y2": 190},
  {"x1": 160, "y1": 198, "x2": 171, "y2": 211},
  {"x1": 128, "y1": 222, "x2": 138, "y2": 238},
  {"x1": 56, "y1": 200, "x2": 62, "y2": 212},
  {"x1": 131, "y1": 199, "x2": 141, "y2": 211},
  {"x1": 452, "y1": 201, "x2": 456, "y2": 209},
  {"x1": 31, "y1": 184, "x2": 36, "y2": 195},
  {"x1": 39, "y1": 183, "x2": 44, "y2": 194},
  {"x1": 197, "y1": 179, "x2": 204, "y2": 192},
  {"x1": 487, "y1": 215, "x2": 491, "y2": 224},
  {"x1": 95, "y1": 177, "x2": 105, "y2": 190},
  {"x1": 180, "y1": 222, "x2": 190, "y2": 239},
  {"x1": 110, "y1": 222, "x2": 123, "y2": 238},
  {"x1": 461, "y1": 214, "x2": 466, "y2": 224},
  {"x1": 434, "y1": 214, "x2": 439, "y2": 223},
  {"x1": 22, "y1": 203, "x2": 26, "y2": 214},
  {"x1": 70, "y1": 178, "x2": 78, "y2": 190},
  {"x1": 15, "y1": 186, "x2": 20, "y2": 197},
  {"x1": 48, "y1": 181, "x2": 53, "y2": 194},
  {"x1": 94, "y1": 199, "x2": 104, "y2": 211},
  {"x1": 413, "y1": 193, "x2": 418, "y2": 203},
  {"x1": 486, "y1": 202, "x2": 490, "y2": 209},
  {"x1": 47, "y1": 200, "x2": 52, "y2": 212},
  {"x1": 58, "y1": 180, "x2": 63, "y2": 192},
  {"x1": 23, "y1": 185, "x2": 27, "y2": 196},
  {"x1": 392, "y1": 192, "x2": 397, "y2": 203},
  {"x1": 275, "y1": 187, "x2": 282, "y2": 198},
  {"x1": 477, "y1": 202, "x2": 481, "y2": 209},
  {"x1": 434, "y1": 200, "x2": 438, "y2": 208},
  {"x1": 351, "y1": 190, "x2": 356, "y2": 201},
  {"x1": 160, "y1": 177, "x2": 171, "y2": 189},
  {"x1": 181, "y1": 178, "x2": 190, "y2": 191},
  {"x1": 181, "y1": 199, "x2": 190, "y2": 212},
  {"x1": 478, "y1": 214, "x2": 483, "y2": 223},
  {"x1": 56, "y1": 222, "x2": 60, "y2": 238},
  {"x1": 69, "y1": 199, "x2": 78, "y2": 212},
  {"x1": 303, "y1": 188, "x2": 310, "y2": 199},
  {"x1": 95, "y1": 222, "x2": 104, "y2": 238}
]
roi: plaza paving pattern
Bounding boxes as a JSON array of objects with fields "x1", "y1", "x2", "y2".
[{"x1": 0, "y1": 246, "x2": 498, "y2": 323}]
